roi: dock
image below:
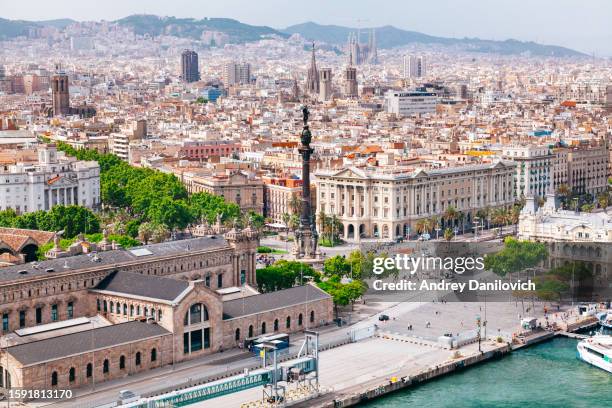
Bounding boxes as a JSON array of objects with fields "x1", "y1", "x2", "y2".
[{"x1": 558, "y1": 331, "x2": 590, "y2": 340}]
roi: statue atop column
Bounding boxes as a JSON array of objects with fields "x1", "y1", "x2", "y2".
[{"x1": 293, "y1": 106, "x2": 320, "y2": 259}]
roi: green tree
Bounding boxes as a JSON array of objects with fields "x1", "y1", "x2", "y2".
[
  {"x1": 147, "y1": 197, "x2": 192, "y2": 230},
  {"x1": 484, "y1": 238, "x2": 548, "y2": 277}
]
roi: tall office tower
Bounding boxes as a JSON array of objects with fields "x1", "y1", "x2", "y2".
[
  {"x1": 181, "y1": 50, "x2": 200, "y2": 83},
  {"x1": 306, "y1": 43, "x2": 320, "y2": 95},
  {"x1": 223, "y1": 62, "x2": 251, "y2": 86},
  {"x1": 318, "y1": 68, "x2": 332, "y2": 101},
  {"x1": 403, "y1": 55, "x2": 427, "y2": 79},
  {"x1": 51, "y1": 66, "x2": 70, "y2": 116},
  {"x1": 343, "y1": 52, "x2": 358, "y2": 98}
]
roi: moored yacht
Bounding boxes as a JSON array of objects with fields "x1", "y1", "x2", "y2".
[{"x1": 577, "y1": 335, "x2": 612, "y2": 373}]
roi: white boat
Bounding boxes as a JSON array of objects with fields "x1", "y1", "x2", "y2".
[{"x1": 577, "y1": 335, "x2": 612, "y2": 373}]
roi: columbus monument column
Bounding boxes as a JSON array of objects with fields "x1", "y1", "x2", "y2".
[{"x1": 294, "y1": 106, "x2": 320, "y2": 259}]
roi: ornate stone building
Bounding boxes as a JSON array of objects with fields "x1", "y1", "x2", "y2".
[
  {"x1": 315, "y1": 161, "x2": 516, "y2": 240},
  {"x1": 0, "y1": 229, "x2": 333, "y2": 392}
]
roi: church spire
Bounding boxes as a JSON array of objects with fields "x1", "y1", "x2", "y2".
[{"x1": 306, "y1": 42, "x2": 320, "y2": 95}]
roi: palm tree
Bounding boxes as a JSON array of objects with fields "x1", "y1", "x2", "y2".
[
  {"x1": 476, "y1": 207, "x2": 490, "y2": 230},
  {"x1": 289, "y1": 193, "x2": 302, "y2": 215},
  {"x1": 415, "y1": 218, "x2": 431, "y2": 236},
  {"x1": 509, "y1": 205, "x2": 521, "y2": 233},
  {"x1": 443, "y1": 228, "x2": 454, "y2": 241},
  {"x1": 443, "y1": 206, "x2": 458, "y2": 229},
  {"x1": 281, "y1": 212, "x2": 291, "y2": 239},
  {"x1": 288, "y1": 214, "x2": 300, "y2": 231},
  {"x1": 597, "y1": 193, "x2": 609, "y2": 211},
  {"x1": 317, "y1": 210, "x2": 328, "y2": 237},
  {"x1": 138, "y1": 222, "x2": 155, "y2": 244},
  {"x1": 491, "y1": 208, "x2": 508, "y2": 234},
  {"x1": 557, "y1": 184, "x2": 571, "y2": 199},
  {"x1": 581, "y1": 203, "x2": 595, "y2": 213}
]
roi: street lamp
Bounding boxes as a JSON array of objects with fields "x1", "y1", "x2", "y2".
[
  {"x1": 476, "y1": 315, "x2": 482, "y2": 352},
  {"x1": 435, "y1": 225, "x2": 441, "y2": 240}
]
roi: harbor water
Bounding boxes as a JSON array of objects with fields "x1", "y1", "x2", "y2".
[{"x1": 360, "y1": 337, "x2": 611, "y2": 408}]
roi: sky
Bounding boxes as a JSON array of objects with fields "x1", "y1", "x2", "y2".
[{"x1": 3, "y1": 0, "x2": 612, "y2": 55}]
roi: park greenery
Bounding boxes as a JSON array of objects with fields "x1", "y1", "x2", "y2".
[
  {"x1": 533, "y1": 261, "x2": 593, "y2": 301},
  {"x1": 0, "y1": 206, "x2": 100, "y2": 238},
  {"x1": 484, "y1": 237, "x2": 548, "y2": 277},
  {"x1": 255, "y1": 260, "x2": 320, "y2": 293}
]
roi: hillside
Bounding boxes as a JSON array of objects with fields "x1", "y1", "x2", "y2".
[
  {"x1": 115, "y1": 14, "x2": 287, "y2": 43},
  {"x1": 284, "y1": 22, "x2": 585, "y2": 57}
]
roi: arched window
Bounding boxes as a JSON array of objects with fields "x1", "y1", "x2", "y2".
[
  {"x1": 151, "y1": 308, "x2": 156, "y2": 319},
  {"x1": 298, "y1": 313, "x2": 303, "y2": 326},
  {"x1": 69, "y1": 367, "x2": 75, "y2": 382},
  {"x1": 119, "y1": 355, "x2": 126, "y2": 369},
  {"x1": 144, "y1": 307, "x2": 148, "y2": 317},
  {"x1": 248, "y1": 325, "x2": 253, "y2": 337},
  {"x1": 286, "y1": 316, "x2": 291, "y2": 329},
  {"x1": 51, "y1": 371, "x2": 58, "y2": 386},
  {"x1": 123, "y1": 303, "x2": 128, "y2": 316},
  {"x1": 110, "y1": 301, "x2": 114, "y2": 313},
  {"x1": 86, "y1": 363, "x2": 92, "y2": 378},
  {"x1": 103, "y1": 300, "x2": 107, "y2": 312},
  {"x1": 137, "y1": 305, "x2": 141, "y2": 315},
  {"x1": 151, "y1": 348, "x2": 157, "y2": 362},
  {"x1": 261, "y1": 322, "x2": 266, "y2": 334},
  {"x1": 274, "y1": 319, "x2": 279, "y2": 331},
  {"x1": 103, "y1": 359, "x2": 109, "y2": 374},
  {"x1": 96, "y1": 299, "x2": 101, "y2": 311},
  {"x1": 235, "y1": 328, "x2": 240, "y2": 341},
  {"x1": 135, "y1": 352, "x2": 141, "y2": 366},
  {"x1": 130, "y1": 305, "x2": 134, "y2": 316},
  {"x1": 158, "y1": 310, "x2": 162, "y2": 320},
  {"x1": 184, "y1": 304, "x2": 209, "y2": 326},
  {"x1": 310, "y1": 310, "x2": 315, "y2": 323}
]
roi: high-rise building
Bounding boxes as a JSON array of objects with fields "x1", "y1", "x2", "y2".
[
  {"x1": 223, "y1": 62, "x2": 251, "y2": 86},
  {"x1": 306, "y1": 43, "x2": 320, "y2": 95},
  {"x1": 384, "y1": 90, "x2": 438, "y2": 116},
  {"x1": 51, "y1": 67, "x2": 70, "y2": 116},
  {"x1": 319, "y1": 68, "x2": 332, "y2": 101},
  {"x1": 181, "y1": 50, "x2": 200, "y2": 83},
  {"x1": 403, "y1": 55, "x2": 427, "y2": 79}
]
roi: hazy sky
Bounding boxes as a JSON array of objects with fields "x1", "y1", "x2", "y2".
[{"x1": 4, "y1": 0, "x2": 611, "y2": 55}]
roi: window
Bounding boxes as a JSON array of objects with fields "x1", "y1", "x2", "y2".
[
  {"x1": 217, "y1": 273, "x2": 223, "y2": 288},
  {"x1": 103, "y1": 300, "x2": 107, "y2": 312},
  {"x1": 135, "y1": 352, "x2": 141, "y2": 366},
  {"x1": 67, "y1": 302, "x2": 73, "y2": 319},
  {"x1": 286, "y1": 316, "x2": 291, "y2": 329},
  {"x1": 2, "y1": 313, "x2": 7, "y2": 331},
  {"x1": 151, "y1": 348, "x2": 157, "y2": 362},
  {"x1": 261, "y1": 322, "x2": 266, "y2": 334},
  {"x1": 235, "y1": 328, "x2": 240, "y2": 341},
  {"x1": 69, "y1": 367, "x2": 75, "y2": 382},
  {"x1": 103, "y1": 359, "x2": 109, "y2": 374},
  {"x1": 184, "y1": 304, "x2": 209, "y2": 326},
  {"x1": 51, "y1": 371, "x2": 58, "y2": 386},
  {"x1": 96, "y1": 299, "x2": 100, "y2": 311},
  {"x1": 36, "y1": 307, "x2": 42, "y2": 324},
  {"x1": 248, "y1": 325, "x2": 253, "y2": 337},
  {"x1": 110, "y1": 301, "x2": 114, "y2": 313},
  {"x1": 119, "y1": 355, "x2": 126, "y2": 369},
  {"x1": 86, "y1": 363, "x2": 92, "y2": 378},
  {"x1": 19, "y1": 310, "x2": 25, "y2": 328},
  {"x1": 310, "y1": 311, "x2": 315, "y2": 323},
  {"x1": 298, "y1": 313, "x2": 303, "y2": 326},
  {"x1": 274, "y1": 319, "x2": 279, "y2": 331},
  {"x1": 123, "y1": 304, "x2": 127, "y2": 316},
  {"x1": 51, "y1": 304, "x2": 58, "y2": 321},
  {"x1": 158, "y1": 310, "x2": 162, "y2": 321},
  {"x1": 205, "y1": 275, "x2": 210, "y2": 287}
]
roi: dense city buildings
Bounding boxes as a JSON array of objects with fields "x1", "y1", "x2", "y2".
[{"x1": 0, "y1": 10, "x2": 611, "y2": 404}]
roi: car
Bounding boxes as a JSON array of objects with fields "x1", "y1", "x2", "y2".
[
  {"x1": 378, "y1": 314, "x2": 390, "y2": 321},
  {"x1": 119, "y1": 390, "x2": 139, "y2": 404}
]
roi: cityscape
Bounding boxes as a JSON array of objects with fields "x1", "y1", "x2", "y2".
[{"x1": 0, "y1": 1, "x2": 611, "y2": 407}]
